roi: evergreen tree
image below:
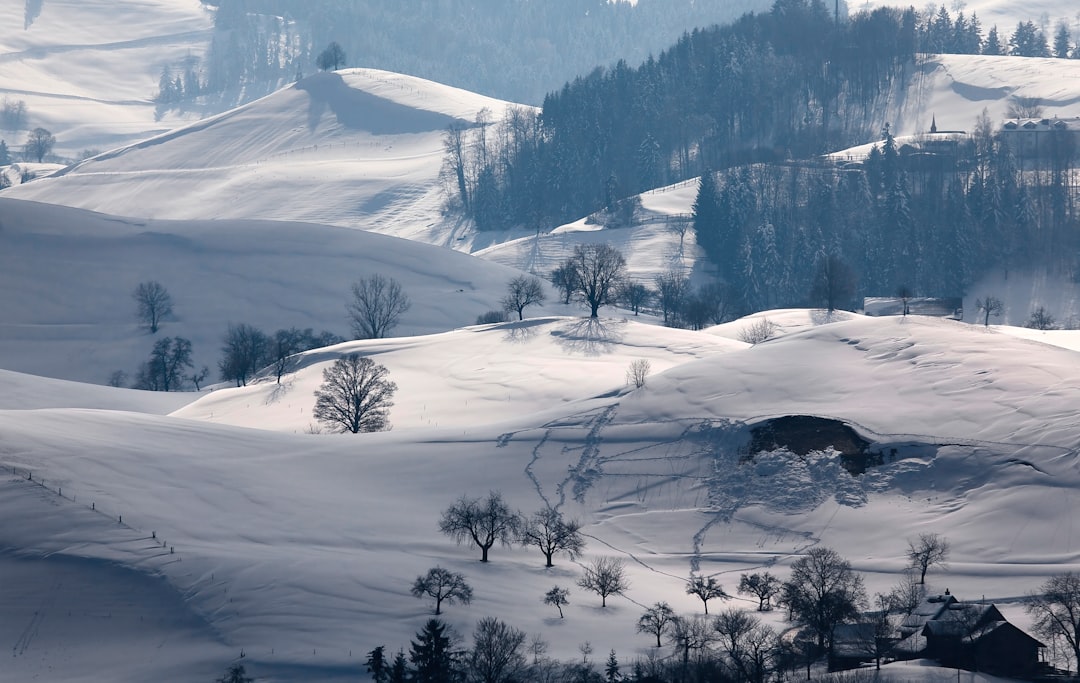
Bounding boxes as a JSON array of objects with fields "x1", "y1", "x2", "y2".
[
  {"x1": 1009, "y1": 20, "x2": 1049, "y2": 57},
  {"x1": 389, "y1": 649, "x2": 409, "y2": 683},
  {"x1": 409, "y1": 619, "x2": 460, "y2": 683},
  {"x1": 0, "y1": 139, "x2": 9, "y2": 165},
  {"x1": 367, "y1": 646, "x2": 390, "y2": 683},
  {"x1": 982, "y1": 25, "x2": 1004, "y2": 55},
  {"x1": 604, "y1": 650, "x2": 621, "y2": 683},
  {"x1": 1053, "y1": 21, "x2": 1072, "y2": 59}
]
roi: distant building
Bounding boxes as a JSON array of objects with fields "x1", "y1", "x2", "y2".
[
  {"x1": 863, "y1": 297, "x2": 963, "y2": 320},
  {"x1": 1000, "y1": 117, "x2": 1080, "y2": 162}
]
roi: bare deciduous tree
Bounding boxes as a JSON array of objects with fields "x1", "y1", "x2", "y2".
[
  {"x1": 896, "y1": 285, "x2": 913, "y2": 316},
  {"x1": 132, "y1": 281, "x2": 173, "y2": 333},
  {"x1": 568, "y1": 243, "x2": 627, "y2": 317},
  {"x1": 316, "y1": 41, "x2": 347, "y2": 71},
  {"x1": 976, "y1": 296, "x2": 1003, "y2": 327},
  {"x1": 348, "y1": 274, "x2": 411, "y2": 339},
  {"x1": 619, "y1": 281, "x2": 651, "y2": 315},
  {"x1": 738, "y1": 572, "x2": 782, "y2": 612},
  {"x1": 312, "y1": 353, "x2": 397, "y2": 433},
  {"x1": 1027, "y1": 305, "x2": 1057, "y2": 330},
  {"x1": 519, "y1": 507, "x2": 585, "y2": 567},
  {"x1": 906, "y1": 532, "x2": 950, "y2": 584},
  {"x1": 686, "y1": 574, "x2": 728, "y2": 614},
  {"x1": 1027, "y1": 572, "x2": 1080, "y2": 672},
  {"x1": 411, "y1": 566, "x2": 472, "y2": 615},
  {"x1": 550, "y1": 260, "x2": 579, "y2": 305},
  {"x1": 134, "y1": 337, "x2": 192, "y2": 392},
  {"x1": 544, "y1": 586, "x2": 570, "y2": 618},
  {"x1": 637, "y1": 602, "x2": 676, "y2": 647},
  {"x1": 713, "y1": 608, "x2": 778, "y2": 683},
  {"x1": 500, "y1": 275, "x2": 546, "y2": 321},
  {"x1": 24, "y1": 127, "x2": 54, "y2": 163},
  {"x1": 439, "y1": 491, "x2": 519, "y2": 563},
  {"x1": 219, "y1": 323, "x2": 269, "y2": 387},
  {"x1": 654, "y1": 269, "x2": 689, "y2": 327},
  {"x1": 626, "y1": 359, "x2": 651, "y2": 389},
  {"x1": 810, "y1": 253, "x2": 856, "y2": 312},
  {"x1": 779, "y1": 546, "x2": 866, "y2": 652},
  {"x1": 468, "y1": 617, "x2": 527, "y2": 683},
  {"x1": 577, "y1": 557, "x2": 628, "y2": 607}
]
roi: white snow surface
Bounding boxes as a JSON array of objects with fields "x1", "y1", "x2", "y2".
[{"x1": 4, "y1": 309, "x2": 1080, "y2": 681}]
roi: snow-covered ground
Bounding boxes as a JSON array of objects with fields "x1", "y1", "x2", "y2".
[
  {"x1": 4, "y1": 310, "x2": 1079, "y2": 682},
  {"x1": 0, "y1": 0, "x2": 213, "y2": 158}
]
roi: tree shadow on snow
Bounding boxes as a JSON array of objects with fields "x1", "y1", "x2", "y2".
[{"x1": 551, "y1": 318, "x2": 626, "y2": 356}]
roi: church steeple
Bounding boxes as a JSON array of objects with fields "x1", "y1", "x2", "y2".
[{"x1": 930, "y1": 114, "x2": 938, "y2": 134}]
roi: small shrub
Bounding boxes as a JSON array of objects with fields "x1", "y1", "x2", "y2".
[
  {"x1": 626, "y1": 359, "x2": 651, "y2": 388},
  {"x1": 476, "y1": 310, "x2": 508, "y2": 325},
  {"x1": 1026, "y1": 305, "x2": 1057, "y2": 330},
  {"x1": 738, "y1": 317, "x2": 777, "y2": 344}
]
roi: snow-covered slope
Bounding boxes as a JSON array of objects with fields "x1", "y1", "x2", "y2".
[
  {"x1": 0, "y1": 197, "x2": 553, "y2": 384},
  {"x1": 3, "y1": 312, "x2": 1079, "y2": 682},
  {"x1": 0, "y1": 0, "x2": 213, "y2": 158},
  {"x1": 6, "y1": 69, "x2": 526, "y2": 247}
]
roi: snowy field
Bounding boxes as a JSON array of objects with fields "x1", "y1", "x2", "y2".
[{"x1": 4, "y1": 310, "x2": 1080, "y2": 681}]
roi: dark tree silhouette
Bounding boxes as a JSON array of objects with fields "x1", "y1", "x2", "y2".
[
  {"x1": 132, "y1": 281, "x2": 173, "y2": 333},
  {"x1": 348, "y1": 274, "x2": 411, "y2": 339},
  {"x1": 906, "y1": 533, "x2": 950, "y2": 584},
  {"x1": 519, "y1": 507, "x2": 585, "y2": 567},
  {"x1": 316, "y1": 41, "x2": 347, "y2": 71},
  {"x1": 24, "y1": 127, "x2": 54, "y2": 162},
  {"x1": 544, "y1": 586, "x2": 570, "y2": 618},
  {"x1": 409, "y1": 618, "x2": 461, "y2": 683},
  {"x1": 976, "y1": 296, "x2": 1004, "y2": 327},
  {"x1": 568, "y1": 244, "x2": 627, "y2": 317},
  {"x1": 500, "y1": 275, "x2": 546, "y2": 320},
  {"x1": 135, "y1": 337, "x2": 193, "y2": 392},
  {"x1": 438, "y1": 491, "x2": 519, "y2": 562},
  {"x1": 219, "y1": 323, "x2": 269, "y2": 387},
  {"x1": 738, "y1": 572, "x2": 782, "y2": 611},
  {"x1": 467, "y1": 617, "x2": 527, "y2": 683},
  {"x1": 685, "y1": 574, "x2": 728, "y2": 614},
  {"x1": 1027, "y1": 572, "x2": 1080, "y2": 671},
  {"x1": 312, "y1": 353, "x2": 397, "y2": 433},
  {"x1": 780, "y1": 547, "x2": 866, "y2": 651},
  {"x1": 411, "y1": 567, "x2": 472, "y2": 616},
  {"x1": 577, "y1": 557, "x2": 628, "y2": 607},
  {"x1": 637, "y1": 602, "x2": 676, "y2": 647}
]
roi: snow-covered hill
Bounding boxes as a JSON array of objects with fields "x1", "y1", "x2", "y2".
[
  {"x1": 3, "y1": 311, "x2": 1079, "y2": 682},
  {"x1": 0, "y1": 197, "x2": 554, "y2": 385},
  {"x1": 0, "y1": 0, "x2": 213, "y2": 158}
]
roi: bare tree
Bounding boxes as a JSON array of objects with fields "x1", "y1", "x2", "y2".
[
  {"x1": 1026, "y1": 572, "x2": 1080, "y2": 672},
  {"x1": 550, "y1": 260, "x2": 579, "y2": 305},
  {"x1": 24, "y1": 127, "x2": 54, "y2": 163},
  {"x1": 468, "y1": 617, "x2": 527, "y2": 683},
  {"x1": 906, "y1": 533, "x2": 949, "y2": 584},
  {"x1": 888, "y1": 571, "x2": 924, "y2": 615},
  {"x1": 219, "y1": 323, "x2": 269, "y2": 387},
  {"x1": 134, "y1": 337, "x2": 193, "y2": 392},
  {"x1": 313, "y1": 353, "x2": 397, "y2": 433},
  {"x1": 686, "y1": 574, "x2": 728, "y2": 614},
  {"x1": 626, "y1": 359, "x2": 651, "y2": 389},
  {"x1": 713, "y1": 608, "x2": 778, "y2": 683},
  {"x1": 653, "y1": 269, "x2": 689, "y2": 327},
  {"x1": 348, "y1": 274, "x2": 411, "y2": 339},
  {"x1": 1007, "y1": 95, "x2": 1044, "y2": 119},
  {"x1": 188, "y1": 366, "x2": 209, "y2": 391},
  {"x1": 544, "y1": 586, "x2": 570, "y2": 618},
  {"x1": 779, "y1": 546, "x2": 866, "y2": 652},
  {"x1": 637, "y1": 602, "x2": 676, "y2": 647},
  {"x1": 316, "y1": 41, "x2": 347, "y2": 71},
  {"x1": 738, "y1": 572, "x2": 782, "y2": 611},
  {"x1": 568, "y1": 243, "x2": 627, "y2": 317},
  {"x1": 976, "y1": 296, "x2": 1003, "y2": 327},
  {"x1": 577, "y1": 557, "x2": 628, "y2": 607},
  {"x1": 411, "y1": 566, "x2": 472, "y2": 615},
  {"x1": 132, "y1": 281, "x2": 173, "y2": 333},
  {"x1": 500, "y1": 275, "x2": 546, "y2": 321},
  {"x1": 619, "y1": 281, "x2": 651, "y2": 315},
  {"x1": 519, "y1": 507, "x2": 585, "y2": 567},
  {"x1": 810, "y1": 253, "x2": 856, "y2": 312},
  {"x1": 668, "y1": 614, "x2": 713, "y2": 673},
  {"x1": 1027, "y1": 305, "x2": 1057, "y2": 330},
  {"x1": 107, "y1": 370, "x2": 128, "y2": 388},
  {"x1": 439, "y1": 491, "x2": 519, "y2": 563}
]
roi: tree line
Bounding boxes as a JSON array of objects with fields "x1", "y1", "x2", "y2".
[
  {"x1": 691, "y1": 114, "x2": 1079, "y2": 310},
  {"x1": 442, "y1": 0, "x2": 918, "y2": 233}
]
